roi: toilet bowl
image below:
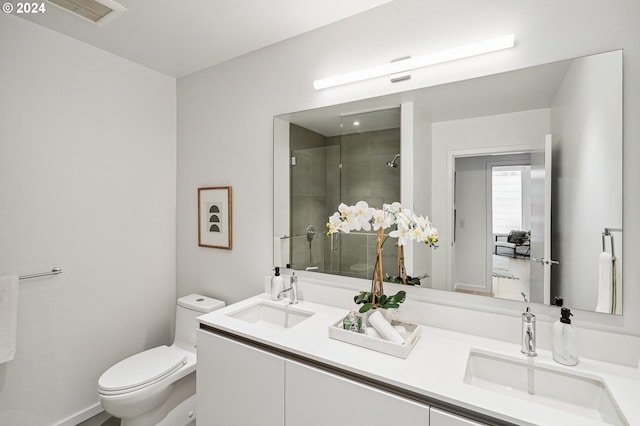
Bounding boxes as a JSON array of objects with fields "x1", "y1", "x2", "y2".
[{"x1": 98, "y1": 294, "x2": 224, "y2": 426}]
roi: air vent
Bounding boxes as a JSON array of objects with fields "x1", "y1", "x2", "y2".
[{"x1": 47, "y1": 0, "x2": 126, "y2": 24}]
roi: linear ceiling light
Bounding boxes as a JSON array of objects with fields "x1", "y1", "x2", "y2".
[{"x1": 313, "y1": 34, "x2": 515, "y2": 90}]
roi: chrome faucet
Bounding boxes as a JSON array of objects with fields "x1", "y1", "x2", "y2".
[
  {"x1": 278, "y1": 272, "x2": 299, "y2": 304},
  {"x1": 521, "y1": 307, "x2": 537, "y2": 357}
]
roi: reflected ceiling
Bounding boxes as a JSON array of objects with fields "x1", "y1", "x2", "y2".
[{"x1": 278, "y1": 59, "x2": 571, "y2": 135}]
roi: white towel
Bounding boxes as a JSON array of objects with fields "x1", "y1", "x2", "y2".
[
  {"x1": 365, "y1": 328, "x2": 381, "y2": 339},
  {"x1": 0, "y1": 275, "x2": 19, "y2": 364},
  {"x1": 596, "y1": 252, "x2": 614, "y2": 314},
  {"x1": 368, "y1": 310, "x2": 404, "y2": 344},
  {"x1": 273, "y1": 237, "x2": 290, "y2": 268}
]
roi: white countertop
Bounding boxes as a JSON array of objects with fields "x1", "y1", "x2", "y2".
[{"x1": 198, "y1": 293, "x2": 640, "y2": 426}]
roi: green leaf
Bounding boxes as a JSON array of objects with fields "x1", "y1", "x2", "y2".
[
  {"x1": 379, "y1": 294, "x2": 388, "y2": 305},
  {"x1": 354, "y1": 291, "x2": 372, "y2": 304},
  {"x1": 359, "y1": 303, "x2": 374, "y2": 313},
  {"x1": 388, "y1": 291, "x2": 406, "y2": 304},
  {"x1": 407, "y1": 278, "x2": 421, "y2": 286},
  {"x1": 382, "y1": 303, "x2": 400, "y2": 309}
]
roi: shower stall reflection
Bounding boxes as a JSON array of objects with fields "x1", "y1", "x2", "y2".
[{"x1": 289, "y1": 108, "x2": 401, "y2": 278}]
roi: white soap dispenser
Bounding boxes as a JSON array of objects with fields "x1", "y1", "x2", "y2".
[
  {"x1": 552, "y1": 307, "x2": 578, "y2": 366},
  {"x1": 271, "y1": 267, "x2": 284, "y2": 300}
]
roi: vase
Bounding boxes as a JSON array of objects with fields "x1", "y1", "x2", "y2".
[{"x1": 381, "y1": 307, "x2": 396, "y2": 323}]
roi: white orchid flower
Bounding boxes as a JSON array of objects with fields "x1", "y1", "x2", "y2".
[
  {"x1": 411, "y1": 227, "x2": 424, "y2": 242},
  {"x1": 426, "y1": 228, "x2": 439, "y2": 245},
  {"x1": 338, "y1": 203, "x2": 351, "y2": 219},
  {"x1": 337, "y1": 203, "x2": 357, "y2": 232},
  {"x1": 383, "y1": 202, "x2": 402, "y2": 217},
  {"x1": 353, "y1": 201, "x2": 374, "y2": 231},
  {"x1": 371, "y1": 209, "x2": 392, "y2": 230},
  {"x1": 329, "y1": 201, "x2": 438, "y2": 247},
  {"x1": 396, "y1": 209, "x2": 414, "y2": 231},
  {"x1": 389, "y1": 226, "x2": 410, "y2": 246},
  {"x1": 327, "y1": 212, "x2": 342, "y2": 235},
  {"x1": 414, "y1": 214, "x2": 429, "y2": 228}
]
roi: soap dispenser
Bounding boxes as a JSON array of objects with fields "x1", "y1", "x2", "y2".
[
  {"x1": 271, "y1": 267, "x2": 284, "y2": 300},
  {"x1": 552, "y1": 307, "x2": 578, "y2": 366}
]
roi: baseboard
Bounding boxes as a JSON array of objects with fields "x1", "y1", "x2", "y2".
[
  {"x1": 55, "y1": 402, "x2": 104, "y2": 426},
  {"x1": 453, "y1": 282, "x2": 492, "y2": 296}
]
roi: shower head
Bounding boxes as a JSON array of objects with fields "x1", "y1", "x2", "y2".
[{"x1": 386, "y1": 154, "x2": 400, "y2": 168}]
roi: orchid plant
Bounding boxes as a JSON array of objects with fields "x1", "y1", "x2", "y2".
[
  {"x1": 327, "y1": 201, "x2": 438, "y2": 313},
  {"x1": 327, "y1": 201, "x2": 438, "y2": 247}
]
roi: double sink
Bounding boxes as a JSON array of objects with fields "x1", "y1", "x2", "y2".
[{"x1": 224, "y1": 300, "x2": 628, "y2": 425}]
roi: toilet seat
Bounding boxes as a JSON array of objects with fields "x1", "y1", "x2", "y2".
[{"x1": 98, "y1": 345, "x2": 187, "y2": 396}]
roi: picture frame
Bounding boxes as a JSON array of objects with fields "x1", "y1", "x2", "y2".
[{"x1": 198, "y1": 186, "x2": 232, "y2": 249}]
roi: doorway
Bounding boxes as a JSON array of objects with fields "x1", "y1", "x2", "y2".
[
  {"x1": 451, "y1": 151, "x2": 536, "y2": 302},
  {"x1": 490, "y1": 163, "x2": 532, "y2": 302}
]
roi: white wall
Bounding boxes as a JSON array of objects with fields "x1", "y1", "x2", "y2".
[
  {"x1": 453, "y1": 155, "x2": 492, "y2": 290},
  {"x1": 0, "y1": 15, "x2": 177, "y2": 425},
  {"x1": 550, "y1": 51, "x2": 623, "y2": 312},
  {"x1": 411, "y1": 109, "x2": 433, "y2": 286},
  {"x1": 177, "y1": 0, "x2": 640, "y2": 342}
]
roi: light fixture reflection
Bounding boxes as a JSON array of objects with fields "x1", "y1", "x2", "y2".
[{"x1": 313, "y1": 34, "x2": 515, "y2": 90}]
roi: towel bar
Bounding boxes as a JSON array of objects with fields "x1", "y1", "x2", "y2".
[
  {"x1": 602, "y1": 228, "x2": 622, "y2": 259},
  {"x1": 18, "y1": 268, "x2": 63, "y2": 281}
]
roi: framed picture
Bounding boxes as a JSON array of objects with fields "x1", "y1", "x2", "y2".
[{"x1": 198, "y1": 186, "x2": 232, "y2": 249}]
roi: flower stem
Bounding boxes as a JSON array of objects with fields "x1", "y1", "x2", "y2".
[{"x1": 370, "y1": 228, "x2": 385, "y2": 307}]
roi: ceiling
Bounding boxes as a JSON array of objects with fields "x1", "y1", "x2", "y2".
[{"x1": 17, "y1": 0, "x2": 394, "y2": 78}]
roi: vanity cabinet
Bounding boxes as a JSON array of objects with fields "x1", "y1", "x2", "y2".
[
  {"x1": 196, "y1": 330, "x2": 285, "y2": 426},
  {"x1": 431, "y1": 407, "x2": 486, "y2": 426},
  {"x1": 286, "y1": 360, "x2": 430, "y2": 425},
  {"x1": 197, "y1": 329, "x2": 429, "y2": 426},
  {"x1": 198, "y1": 328, "x2": 491, "y2": 426}
]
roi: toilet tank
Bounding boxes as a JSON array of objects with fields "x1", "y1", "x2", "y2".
[{"x1": 175, "y1": 294, "x2": 225, "y2": 350}]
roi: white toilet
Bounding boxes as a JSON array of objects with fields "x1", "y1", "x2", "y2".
[{"x1": 98, "y1": 294, "x2": 225, "y2": 426}]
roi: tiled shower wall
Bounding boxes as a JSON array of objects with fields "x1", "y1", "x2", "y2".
[{"x1": 290, "y1": 124, "x2": 400, "y2": 278}]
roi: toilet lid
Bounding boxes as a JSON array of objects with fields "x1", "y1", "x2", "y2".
[{"x1": 98, "y1": 345, "x2": 187, "y2": 393}]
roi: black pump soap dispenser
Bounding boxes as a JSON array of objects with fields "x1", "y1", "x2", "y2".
[
  {"x1": 271, "y1": 267, "x2": 284, "y2": 300},
  {"x1": 552, "y1": 307, "x2": 578, "y2": 366}
]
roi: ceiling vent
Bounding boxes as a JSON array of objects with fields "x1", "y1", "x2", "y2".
[{"x1": 47, "y1": 0, "x2": 127, "y2": 24}]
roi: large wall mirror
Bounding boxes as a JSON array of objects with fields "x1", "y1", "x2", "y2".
[{"x1": 274, "y1": 50, "x2": 623, "y2": 315}]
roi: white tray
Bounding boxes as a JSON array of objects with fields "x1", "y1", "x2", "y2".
[{"x1": 328, "y1": 317, "x2": 421, "y2": 359}]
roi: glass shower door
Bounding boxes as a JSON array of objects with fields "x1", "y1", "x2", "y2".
[{"x1": 290, "y1": 145, "x2": 340, "y2": 273}]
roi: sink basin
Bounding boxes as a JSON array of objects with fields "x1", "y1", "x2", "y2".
[
  {"x1": 226, "y1": 302, "x2": 314, "y2": 329},
  {"x1": 464, "y1": 349, "x2": 627, "y2": 425}
]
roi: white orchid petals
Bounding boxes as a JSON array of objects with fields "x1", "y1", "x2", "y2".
[{"x1": 328, "y1": 201, "x2": 437, "y2": 247}]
